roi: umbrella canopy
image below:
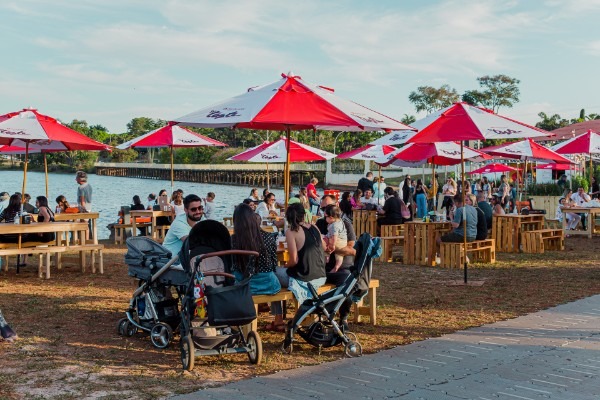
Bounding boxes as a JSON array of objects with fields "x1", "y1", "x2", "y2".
[
  {"x1": 174, "y1": 72, "x2": 414, "y2": 203},
  {"x1": 468, "y1": 163, "x2": 518, "y2": 175},
  {"x1": 336, "y1": 144, "x2": 397, "y2": 160},
  {"x1": 117, "y1": 124, "x2": 226, "y2": 149},
  {"x1": 537, "y1": 163, "x2": 578, "y2": 171},
  {"x1": 228, "y1": 137, "x2": 335, "y2": 162},
  {"x1": 482, "y1": 139, "x2": 572, "y2": 163},
  {"x1": 551, "y1": 130, "x2": 600, "y2": 154},
  {"x1": 117, "y1": 124, "x2": 227, "y2": 189},
  {"x1": 376, "y1": 142, "x2": 489, "y2": 167},
  {"x1": 372, "y1": 102, "x2": 549, "y2": 146},
  {"x1": 0, "y1": 108, "x2": 110, "y2": 151}
]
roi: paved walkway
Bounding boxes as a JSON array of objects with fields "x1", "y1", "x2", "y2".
[{"x1": 173, "y1": 295, "x2": 600, "y2": 400}]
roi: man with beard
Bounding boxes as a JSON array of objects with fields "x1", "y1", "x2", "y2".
[{"x1": 162, "y1": 194, "x2": 204, "y2": 257}]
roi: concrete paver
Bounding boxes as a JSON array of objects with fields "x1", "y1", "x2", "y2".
[{"x1": 172, "y1": 294, "x2": 600, "y2": 400}]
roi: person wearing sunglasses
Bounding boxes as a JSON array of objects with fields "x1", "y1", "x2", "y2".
[{"x1": 162, "y1": 194, "x2": 204, "y2": 257}]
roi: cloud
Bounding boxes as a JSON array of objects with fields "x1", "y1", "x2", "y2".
[{"x1": 583, "y1": 41, "x2": 600, "y2": 56}]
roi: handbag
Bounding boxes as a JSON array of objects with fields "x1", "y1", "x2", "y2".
[
  {"x1": 400, "y1": 200, "x2": 411, "y2": 219},
  {"x1": 205, "y1": 277, "x2": 257, "y2": 326}
]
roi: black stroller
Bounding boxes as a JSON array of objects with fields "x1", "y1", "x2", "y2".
[
  {"x1": 178, "y1": 220, "x2": 263, "y2": 371},
  {"x1": 282, "y1": 233, "x2": 381, "y2": 357},
  {"x1": 118, "y1": 237, "x2": 188, "y2": 348}
]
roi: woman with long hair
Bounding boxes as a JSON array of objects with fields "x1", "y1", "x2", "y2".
[
  {"x1": 55, "y1": 195, "x2": 70, "y2": 213},
  {"x1": 497, "y1": 175, "x2": 511, "y2": 209},
  {"x1": 350, "y1": 189, "x2": 364, "y2": 209},
  {"x1": 231, "y1": 203, "x2": 282, "y2": 329},
  {"x1": 339, "y1": 191, "x2": 353, "y2": 220},
  {"x1": 402, "y1": 176, "x2": 413, "y2": 220},
  {"x1": 248, "y1": 188, "x2": 260, "y2": 202},
  {"x1": 35, "y1": 196, "x2": 56, "y2": 243},
  {"x1": 441, "y1": 177, "x2": 457, "y2": 220},
  {"x1": 414, "y1": 179, "x2": 427, "y2": 219}
]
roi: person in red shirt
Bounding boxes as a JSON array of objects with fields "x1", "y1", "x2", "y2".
[{"x1": 306, "y1": 177, "x2": 320, "y2": 213}]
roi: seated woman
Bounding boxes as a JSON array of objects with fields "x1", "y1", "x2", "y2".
[
  {"x1": 491, "y1": 194, "x2": 505, "y2": 216},
  {"x1": 35, "y1": 196, "x2": 56, "y2": 243},
  {"x1": 131, "y1": 195, "x2": 148, "y2": 235},
  {"x1": 339, "y1": 191, "x2": 353, "y2": 221},
  {"x1": 230, "y1": 203, "x2": 281, "y2": 294},
  {"x1": 350, "y1": 189, "x2": 364, "y2": 209},
  {"x1": 377, "y1": 186, "x2": 404, "y2": 232},
  {"x1": 269, "y1": 203, "x2": 326, "y2": 330},
  {"x1": 55, "y1": 195, "x2": 71, "y2": 213},
  {"x1": 171, "y1": 191, "x2": 185, "y2": 217}
]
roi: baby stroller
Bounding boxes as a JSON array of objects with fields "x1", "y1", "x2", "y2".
[
  {"x1": 282, "y1": 233, "x2": 381, "y2": 357},
  {"x1": 178, "y1": 220, "x2": 263, "y2": 371},
  {"x1": 117, "y1": 237, "x2": 188, "y2": 349}
]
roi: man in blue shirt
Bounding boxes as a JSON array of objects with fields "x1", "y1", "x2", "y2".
[
  {"x1": 162, "y1": 194, "x2": 204, "y2": 257},
  {"x1": 436, "y1": 194, "x2": 477, "y2": 256}
]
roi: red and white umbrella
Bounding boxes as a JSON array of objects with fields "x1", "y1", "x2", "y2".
[
  {"x1": 0, "y1": 108, "x2": 111, "y2": 198},
  {"x1": 468, "y1": 163, "x2": 518, "y2": 175},
  {"x1": 537, "y1": 163, "x2": 578, "y2": 171},
  {"x1": 377, "y1": 142, "x2": 489, "y2": 167},
  {"x1": 551, "y1": 130, "x2": 600, "y2": 185},
  {"x1": 117, "y1": 124, "x2": 227, "y2": 188},
  {"x1": 482, "y1": 139, "x2": 572, "y2": 163},
  {"x1": 336, "y1": 144, "x2": 397, "y2": 160},
  {"x1": 174, "y1": 72, "x2": 414, "y2": 203},
  {"x1": 228, "y1": 138, "x2": 335, "y2": 162}
]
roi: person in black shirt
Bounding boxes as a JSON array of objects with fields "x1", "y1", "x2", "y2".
[
  {"x1": 357, "y1": 172, "x2": 374, "y2": 194},
  {"x1": 476, "y1": 192, "x2": 493, "y2": 230},
  {"x1": 377, "y1": 186, "x2": 404, "y2": 232},
  {"x1": 591, "y1": 176, "x2": 599, "y2": 199},
  {"x1": 130, "y1": 195, "x2": 147, "y2": 235},
  {"x1": 467, "y1": 194, "x2": 487, "y2": 241}
]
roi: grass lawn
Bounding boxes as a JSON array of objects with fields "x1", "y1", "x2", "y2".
[{"x1": 1, "y1": 236, "x2": 600, "y2": 399}]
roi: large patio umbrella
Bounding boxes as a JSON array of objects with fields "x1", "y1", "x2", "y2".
[
  {"x1": 228, "y1": 137, "x2": 336, "y2": 190},
  {"x1": 468, "y1": 163, "x2": 518, "y2": 175},
  {"x1": 337, "y1": 144, "x2": 397, "y2": 199},
  {"x1": 0, "y1": 108, "x2": 111, "y2": 201},
  {"x1": 117, "y1": 123, "x2": 227, "y2": 189},
  {"x1": 173, "y1": 72, "x2": 414, "y2": 205},
  {"x1": 537, "y1": 163, "x2": 578, "y2": 171},
  {"x1": 377, "y1": 102, "x2": 550, "y2": 283},
  {"x1": 551, "y1": 130, "x2": 600, "y2": 188}
]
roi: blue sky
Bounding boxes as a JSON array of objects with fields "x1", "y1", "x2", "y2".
[{"x1": 1, "y1": 0, "x2": 599, "y2": 133}]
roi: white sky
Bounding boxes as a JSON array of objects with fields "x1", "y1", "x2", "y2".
[{"x1": 1, "y1": 0, "x2": 599, "y2": 132}]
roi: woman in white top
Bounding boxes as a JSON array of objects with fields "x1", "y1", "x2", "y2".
[
  {"x1": 170, "y1": 191, "x2": 185, "y2": 216},
  {"x1": 441, "y1": 178, "x2": 457, "y2": 220},
  {"x1": 248, "y1": 188, "x2": 260, "y2": 202}
]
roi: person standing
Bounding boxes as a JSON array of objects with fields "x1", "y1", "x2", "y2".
[
  {"x1": 373, "y1": 176, "x2": 387, "y2": 205},
  {"x1": 402, "y1": 176, "x2": 413, "y2": 221},
  {"x1": 306, "y1": 177, "x2": 320, "y2": 214},
  {"x1": 75, "y1": 171, "x2": 92, "y2": 212},
  {"x1": 590, "y1": 176, "x2": 599, "y2": 199},
  {"x1": 357, "y1": 172, "x2": 374, "y2": 194},
  {"x1": 414, "y1": 179, "x2": 427, "y2": 218},
  {"x1": 203, "y1": 192, "x2": 216, "y2": 220}
]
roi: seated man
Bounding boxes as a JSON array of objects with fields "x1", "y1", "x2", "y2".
[
  {"x1": 315, "y1": 195, "x2": 357, "y2": 330},
  {"x1": 162, "y1": 194, "x2": 204, "y2": 258},
  {"x1": 571, "y1": 186, "x2": 591, "y2": 230},
  {"x1": 360, "y1": 189, "x2": 379, "y2": 208},
  {"x1": 476, "y1": 192, "x2": 493, "y2": 230},
  {"x1": 436, "y1": 194, "x2": 477, "y2": 261}
]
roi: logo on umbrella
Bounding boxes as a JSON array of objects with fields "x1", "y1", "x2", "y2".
[
  {"x1": 350, "y1": 113, "x2": 384, "y2": 124},
  {"x1": 503, "y1": 148, "x2": 521, "y2": 154},
  {"x1": 488, "y1": 127, "x2": 523, "y2": 135},
  {"x1": 261, "y1": 154, "x2": 281, "y2": 160},
  {"x1": 440, "y1": 149, "x2": 460, "y2": 156},
  {"x1": 206, "y1": 109, "x2": 242, "y2": 119},
  {"x1": 0, "y1": 128, "x2": 28, "y2": 136},
  {"x1": 179, "y1": 139, "x2": 200, "y2": 144},
  {"x1": 387, "y1": 132, "x2": 410, "y2": 142}
]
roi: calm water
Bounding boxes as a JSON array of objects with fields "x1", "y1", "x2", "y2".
[{"x1": 1, "y1": 170, "x2": 283, "y2": 239}]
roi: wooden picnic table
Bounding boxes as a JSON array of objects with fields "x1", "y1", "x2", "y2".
[
  {"x1": 492, "y1": 214, "x2": 544, "y2": 253},
  {"x1": 130, "y1": 210, "x2": 172, "y2": 241},
  {"x1": 403, "y1": 221, "x2": 452, "y2": 266},
  {"x1": 560, "y1": 206, "x2": 600, "y2": 239},
  {"x1": 54, "y1": 212, "x2": 99, "y2": 244}
]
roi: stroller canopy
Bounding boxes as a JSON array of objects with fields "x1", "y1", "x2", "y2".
[{"x1": 179, "y1": 220, "x2": 233, "y2": 273}]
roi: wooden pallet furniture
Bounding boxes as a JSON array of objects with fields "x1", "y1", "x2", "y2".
[
  {"x1": 404, "y1": 221, "x2": 452, "y2": 266},
  {"x1": 521, "y1": 229, "x2": 564, "y2": 254},
  {"x1": 352, "y1": 209, "x2": 378, "y2": 238},
  {"x1": 439, "y1": 239, "x2": 495, "y2": 269},
  {"x1": 560, "y1": 206, "x2": 600, "y2": 239},
  {"x1": 492, "y1": 214, "x2": 544, "y2": 253},
  {"x1": 250, "y1": 279, "x2": 380, "y2": 331},
  {"x1": 544, "y1": 218, "x2": 562, "y2": 230},
  {"x1": 379, "y1": 224, "x2": 404, "y2": 262}
]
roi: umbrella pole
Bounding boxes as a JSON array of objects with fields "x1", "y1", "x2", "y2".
[
  {"x1": 44, "y1": 153, "x2": 49, "y2": 198},
  {"x1": 378, "y1": 164, "x2": 382, "y2": 205},
  {"x1": 591, "y1": 152, "x2": 593, "y2": 192},
  {"x1": 461, "y1": 141, "x2": 467, "y2": 284},
  {"x1": 21, "y1": 143, "x2": 30, "y2": 213},
  {"x1": 431, "y1": 163, "x2": 435, "y2": 212},
  {"x1": 285, "y1": 127, "x2": 291, "y2": 207},
  {"x1": 170, "y1": 146, "x2": 174, "y2": 191},
  {"x1": 266, "y1": 162, "x2": 270, "y2": 191}
]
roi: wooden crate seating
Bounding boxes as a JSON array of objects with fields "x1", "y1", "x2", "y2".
[
  {"x1": 521, "y1": 229, "x2": 564, "y2": 254},
  {"x1": 544, "y1": 218, "x2": 562, "y2": 230},
  {"x1": 492, "y1": 215, "x2": 544, "y2": 253},
  {"x1": 352, "y1": 209, "x2": 378, "y2": 238},
  {"x1": 152, "y1": 225, "x2": 170, "y2": 243},
  {"x1": 250, "y1": 279, "x2": 380, "y2": 332},
  {"x1": 439, "y1": 239, "x2": 496, "y2": 269},
  {"x1": 0, "y1": 246, "x2": 66, "y2": 279},
  {"x1": 379, "y1": 224, "x2": 404, "y2": 262}
]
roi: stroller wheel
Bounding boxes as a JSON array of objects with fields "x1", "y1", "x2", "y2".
[
  {"x1": 150, "y1": 323, "x2": 173, "y2": 349},
  {"x1": 180, "y1": 335, "x2": 195, "y2": 371},
  {"x1": 116, "y1": 318, "x2": 128, "y2": 336},
  {"x1": 246, "y1": 331, "x2": 263, "y2": 365},
  {"x1": 280, "y1": 340, "x2": 293, "y2": 355},
  {"x1": 122, "y1": 319, "x2": 137, "y2": 337},
  {"x1": 344, "y1": 338, "x2": 363, "y2": 358}
]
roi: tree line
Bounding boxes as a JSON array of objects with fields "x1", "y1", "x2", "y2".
[{"x1": 13, "y1": 74, "x2": 597, "y2": 171}]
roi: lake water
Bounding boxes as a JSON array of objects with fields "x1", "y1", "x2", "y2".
[{"x1": 1, "y1": 170, "x2": 283, "y2": 239}]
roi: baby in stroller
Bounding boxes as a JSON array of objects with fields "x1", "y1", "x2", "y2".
[{"x1": 282, "y1": 232, "x2": 380, "y2": 357}]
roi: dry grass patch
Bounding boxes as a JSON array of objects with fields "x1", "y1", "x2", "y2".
[{"x1": 1, "y1": 237, "x2": 600, "y2": 399}]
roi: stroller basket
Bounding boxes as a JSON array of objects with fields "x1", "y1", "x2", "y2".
[
  {"x1": 206, "y1": 278, "x2": 256, "y2": 326},
  {"x1": 125, "y1": 236, "x2": 188, "y2": 286}
]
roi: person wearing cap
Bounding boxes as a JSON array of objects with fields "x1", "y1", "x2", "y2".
[{"x1": 0, "y1": 192, "x2": 9, "y2": 214}]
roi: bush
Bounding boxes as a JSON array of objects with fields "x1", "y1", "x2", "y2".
[{"x1": 527, "y1": 183, "x2": 564, "y2": 196}]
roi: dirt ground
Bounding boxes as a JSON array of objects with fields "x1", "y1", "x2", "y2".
[{"x1": 1, "y1": 237, "x2": 600, "y2": 399}]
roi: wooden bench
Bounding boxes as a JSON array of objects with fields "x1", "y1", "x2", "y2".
[
  {"x1": 379, "y1": 224, "x2": 404, "y2": 262},
  {"x1": 250, "y1": 279, "x2": 380, "y2": 331},
  {"x1": 439, "y1": 239, "x2": 496, "y2": 268},
  {"x1": 521, "y1": 229, "x2": 564, "y2": 254},
  {"x1": 0, "y1": 246, "x2": 66, "y2": 279}
]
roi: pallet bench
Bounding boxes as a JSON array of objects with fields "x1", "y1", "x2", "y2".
[
  {"x1": 521, "y1": 229, "x2": 564, "y2": 254},
  {"x1": 439, "y1": 239, "x2": 496, "y2": 268},
  {"x1": 250, "y1": 279, "x2": 380, "y2": 331},
  {"x1": 0, "y1": 246, "x2": 66, "y2": 279},
  {"x1": 379, "y1": 225, "x2": 404, "y2": 262}
]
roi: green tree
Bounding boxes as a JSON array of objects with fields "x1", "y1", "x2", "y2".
[
  {"x1": 401, "y1": 114, "x2": 416, "y2": 125},
  {"x1": 408, "y1": 85, "x2": 460, "y2": 113},
  {"x1": 535, "y1": 112, "x2": 570, "y2": 131},
  {"x1": 465, "y1": 75, "x2": 520, "y2": 112}
]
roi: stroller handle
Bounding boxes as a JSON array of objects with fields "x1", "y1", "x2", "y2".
[
  {"x1": 203, "y1": 272, "x2": 236, "y2": 279},
  {"x1": 195, "y1": 250, "x2": 259, "y2": 261}
]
